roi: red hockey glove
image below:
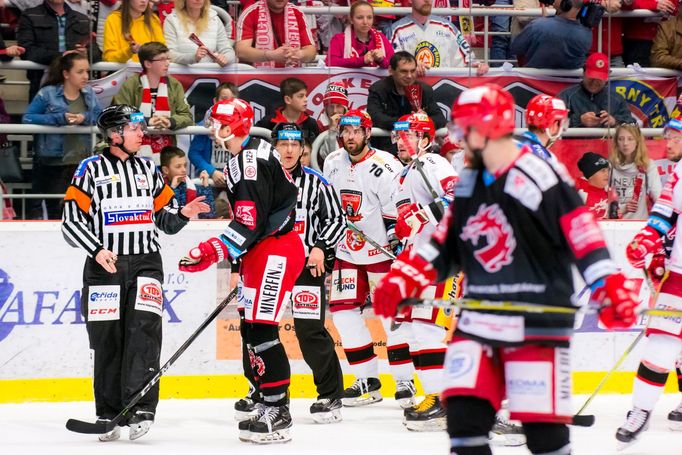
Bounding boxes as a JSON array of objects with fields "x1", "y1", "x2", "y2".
[
  {"x1": 647, "y1": 252, "x2": 666, "y2": 290},
  {"x1": 593, "y1": 273, "x2": 638, "y2": 330},
  {"x1": 626, "y1": 226, "x2": 663, "y2": 268},
  {"x1": 179, "y1": 237, "x2": 229, "y2": 272},
  {"x1": 395, "y1": 203, "x2": 429, "y2": 240},
  {"x1": 373, "y1": 251, "x2": 436, "y2": 318}
]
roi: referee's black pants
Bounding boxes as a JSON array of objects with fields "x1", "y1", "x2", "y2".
[{"x1": 80, "y1": 252, "x2": 163, "y2": 421}]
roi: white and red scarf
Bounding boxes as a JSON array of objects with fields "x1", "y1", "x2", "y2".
[
  {"x1": 254, "y1": 0, "x2": 301, "y2": 68},
  {"x1": 139, "y1": 73, "x2": 173, "y2": 162},
  {"x1": 343, "y1": 25, "x2": 384, "y2": 66}
]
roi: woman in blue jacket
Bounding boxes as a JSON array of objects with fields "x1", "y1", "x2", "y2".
[{"x1": 23, "y1": 52, "x2": 102, "y2": 219}]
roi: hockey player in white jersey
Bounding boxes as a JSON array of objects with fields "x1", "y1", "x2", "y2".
[
  {"x1": 323, "y1": 109, "x2": 415, "y2": 407},
  {"x1": 391, "y1": 112, "x2": 457, "y2": 430}
]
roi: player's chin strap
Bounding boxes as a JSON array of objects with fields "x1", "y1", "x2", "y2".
[{"x1": 213, "y1": 127, "x2": 233, "y2": 150}]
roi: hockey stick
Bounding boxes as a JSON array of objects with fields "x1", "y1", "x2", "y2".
[
  {"x1": 66, "y1": 286, "x2": 238, "y2": 434},
  {"x1": 346, "y1": 221, "x2": 396, "y2": 260},
  {"x1": 399, "y1": 297, "x2": 584, "y2": 315}
]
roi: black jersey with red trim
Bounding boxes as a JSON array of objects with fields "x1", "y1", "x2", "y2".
[
  {"x1": 416, "y1": 147, "x2": 617, "y2": 347},
  {"x1": 219, "y1": 136, "x2": 298, "y2": 258}
]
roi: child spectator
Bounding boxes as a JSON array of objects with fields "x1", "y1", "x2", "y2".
[
  {"x1": 255, "y1": 77, "x2": 320, "y2": 140},
  {"x1": 112, "y1": 41, "x2": 193, "y2": 165},
  {"x1": 316, "y1": 82, "x2": 349, "y2": 168},
  {"x1": 576, "y1": 151, "x2": 611, "y2": 220},
  {"x1": 326, "y1": 1, "x2": 393, "y2": 68},
  {"x1": 163, "y1": 0, "x2": 235, "y2": 66},
  {"x1": 188, "y1": 81, "x2": 238, "y2": 187},
  {"x1": 608, "y1": 123, "x2": 661, "y2": 220},
  {"x1": 160, "y1": 145, "x2": 216, "y2": 218},
  {"x1": 103, "y1": 0, "x2": 165, "y2": 62},
  {"x1": 22, "y1": 52, "x2": 102, "y2": 219}
]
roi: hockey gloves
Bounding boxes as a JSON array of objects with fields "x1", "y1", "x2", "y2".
[
  {"x1": 647, "y1": 251, "x2": 667, "y2": 290},
  {"x1": 179, "y1": 237, "x2": 229, "y2": 272},
  {"x1": 373, "y1": 251, "x2": 436, "y2": 318},
  {"x1": 592, "y1": 273, "x2": 638, "y2": 330},
  {"x1": 626, "y1": 226, "x2": 663, "y2": 268},
  {"x1": 395, "y1": 203, "x2": 429, "y2": 240}
]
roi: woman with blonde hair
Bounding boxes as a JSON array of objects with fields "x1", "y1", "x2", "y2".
[
  {"x1": 163, "y1": 0, "x2": 235, "y2": 66},
  {"x1": 609, "y1": 123, "x2": 661, "y2": 219},
  {"x1": 326, "y1": 0, "x2": 393, "y2": 68},
  {"x1": 104, "y1": 0, "x2": 165, "y2": 63}
]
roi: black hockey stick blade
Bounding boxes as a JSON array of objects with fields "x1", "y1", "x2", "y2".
[
  {"x1": 66, "y1": 287, "x2": 237, "y2": 434},
  {"x1": 571, "y1": 414, "x2": 595, "y2": 427}
]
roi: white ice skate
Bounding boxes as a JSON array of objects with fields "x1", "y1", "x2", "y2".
[
  {"x1": 341, "y1": 378, "x2": 383, "y2": 407},
  {"x1": 668, "y1": 397, "x2": 682, "y2": 431},
  {"x1": 310, "y1": 398, "x2": 343, "y2": 424},
  {"x1": 96, "y1": 419, "x2": 120, "y2": 442},
  {"x1": 616, "y1": 407, "x2": 650, "y2": 450},
  {"x1": 248, "y1": 405, "x2": 292, "y2": 444},
  {"x1": 394, "y1": 380, "x2": 417, "y2": 409},
  {"x1": 128, "y1": 410, "x2": 154, "y2": 441}
]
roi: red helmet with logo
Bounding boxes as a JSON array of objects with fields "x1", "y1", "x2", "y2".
[
  {"x1": 450, "y1": 84, "x2": 515, "y2": 140},
  {"x1": 525, "y1": 94, "x2": 569, "y2": 129},
  {"x1": 395, "y1": 112, "x2": 436, "y2": 138},
  {"x1": 207, "y1": 98, "x2": 254, "y2": 137},
  {"x1": 339, "y1": 109, "x2": 372, "y2": 130}
]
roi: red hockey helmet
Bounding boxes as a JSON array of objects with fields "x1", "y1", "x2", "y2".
[
  {"x1": 207, "y1": 98, "x2": 254, "y2": 138},
  {"x1": 339, "y1": 109, "x2": 372, "y2": 130},
  {"x1": 394, "y1": 112, "x2": 436, "y2": 138},
  {"x1": 525, "y1": 94, "x2": 569, "y2": 129},
  {"x1": 450, "y1": 84, "x2": 515, "y2": 140}
]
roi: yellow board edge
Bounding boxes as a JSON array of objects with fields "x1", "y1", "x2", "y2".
[{"x1": 1, "y1": 372, "x2": 680, "y2": 404}]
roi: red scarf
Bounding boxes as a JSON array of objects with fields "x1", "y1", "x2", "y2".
[
  {"x1": 254, "y1": 0, "x2": 301, "y2": 68},
  {"x1": 343, "y1": 25, "x2": 384, "y2": 66},
  {"x1": 139, "y1": 73, "x2": 173, "y2": 162}
]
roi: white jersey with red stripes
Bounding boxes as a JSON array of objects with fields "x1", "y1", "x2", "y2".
[
  {"x1": 390, "y1": 14, "x2": 471, "y2": 68},
  {"x1": 323, "y1": 147, "x2": 403, "y2": 265}
]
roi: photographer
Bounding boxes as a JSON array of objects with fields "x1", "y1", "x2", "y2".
[{"x1": 511, "y1": 0, "x2": 592, "y2": 69}]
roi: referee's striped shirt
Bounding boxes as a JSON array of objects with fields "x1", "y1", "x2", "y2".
[
  {"x1": 291, "y1": 165, "x2": 346, "y2": 256},
  {"x1": 62, "y1": 149, "x2": 188, "y2": 257}
]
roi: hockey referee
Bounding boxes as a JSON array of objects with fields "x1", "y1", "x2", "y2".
[{"x1": 62, "y1": 105, "x2": 209, "y2": 442}]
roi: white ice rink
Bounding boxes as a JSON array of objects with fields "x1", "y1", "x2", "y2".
[{"x1": 2, "y1": 394, "x2": 682, "y2": 455}]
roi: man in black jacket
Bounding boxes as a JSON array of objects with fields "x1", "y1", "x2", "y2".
[
  {"x1": 367, "y1": 51, "x2": 446, "y2": 154},
  {"x1": 17, "y1": 0, "x2": 101, "y2": 100}
]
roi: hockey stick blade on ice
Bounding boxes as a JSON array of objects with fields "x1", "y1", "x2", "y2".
[{"x1": 66, "y1": 286, "x2": 238, "y2": 434}]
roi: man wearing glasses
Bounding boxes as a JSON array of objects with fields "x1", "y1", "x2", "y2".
[{"x1": 112, "y1": 41, "x2": 193, "y2": 166}]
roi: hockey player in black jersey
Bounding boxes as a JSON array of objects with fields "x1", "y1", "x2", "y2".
[
  {"x1": 179, "y1": 98, "x2": 305, "y2": 444},
  {"x1": 373, "y1": 84, "x2": 639, "y2": 455}
]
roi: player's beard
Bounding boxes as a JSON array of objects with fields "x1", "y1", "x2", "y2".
[{"x1": 344, "y1": 137, "x2": 367, "y2": 157}]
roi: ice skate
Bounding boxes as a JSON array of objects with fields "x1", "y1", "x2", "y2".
[
  {"x1": 394, "y1": 380, "x2": 417, "y2": 409},
  {"x1": 234, "y1": 396, "x2": 259, "y2": 422},
  {"x1": 310, "y1": 398, "x2": 343, "y2": 424},
  {"x1": 248, "y1": 405, "x2": 292, "y2": 444},
  {"x1": 488, "y1": 413, "x2": 526, "y2": 447},
  {"x1": 404, "y1": 394, "x2": 446, "y2": 431},
  {"x1": 668, "y1": 397, "x2": 682, "y2": 431},
  {"x1": 238, "y1": 402, "x2": 266, "y2": 442},
  {"x1": 96, "y1": 418, "x2": 120, "y2": 442},
  {"x1": 342, "y1": 378, "x2": 382, "y2": 407},
  {"x1": 616, "y1": 407, "x2": 650, "y2": 450},
  {"x1": 127, "y1": 410, "x2": 154, "y2": 441}
]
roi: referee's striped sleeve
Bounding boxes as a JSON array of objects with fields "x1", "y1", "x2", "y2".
[
  {"x1": 62, "y1": 172, "x2": 102, "y2": 257},
  {"x1": 313, "y1": 178, "x2": 346, "y2": 251}
]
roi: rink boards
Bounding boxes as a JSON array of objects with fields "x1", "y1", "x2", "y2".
[{"x1": 0, "y1": 220, "x2": 678, "y2": 403}]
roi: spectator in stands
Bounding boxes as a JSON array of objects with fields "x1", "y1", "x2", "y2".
[
  {"x1": 256, "y1": 77, "x2": 320, "y2": 140},
  {"x1": 366, "y1": 51, "x2": 446, "y2": 153},
  {"x1": 188, "y1": 81, "x2": 238, "y2": 187},
  {"x1": 111, "y1": 41, "x2": 193, "y2": 164},
  {"x1": 161, "y1": 145, "x2": 216, "y2": 218},
  {"x1": 558, "y1": 52, "x2": 636, "y2": 128},
  {"x1": 17, "y1": 0, "x2": 101, "y2": 100},
  {"x1": 0, "y1": 36, "x2": 24, "y2": 61},
  {"x1": 590, "y1": 0, "x2": 627, "y2": 68},
  {"x1": 491, "y1": 0, "x2": 512, "y2": 66},
  {"x1": 651, "y1": 7, "x2": 682, "y2": 70},
  {"x1": 576, "y1": 151, "x2": 611, "y2": 219},
  {"x1": 608, "y1": 123, "x2": 661, "y2": 219},
  {"x1": 103, "y1": 0, "x2": 165, "y2": 63},
  {"x1": 316, "y1": 82, "x2": 349, "y2": 168},
  {"x1": 623, "y1": 0, "x2": 677, "y2": 67},
  {"x1": 326, "y1": 1, "x2": 392, "y2": 68},
  {"x1": 390, "y1": 0, "x2": 488, "y2": 76},
  {"x1": 163, "y1": 0, "x2": 235, "y2": 66},
  {"x1": 235, "y1": 0, "x2": 316, "y2": 67},
  {"x1": 510, "y1": 0, "x2": 592, "y2": 69},
  {"x1": 22, "y1": 52, "x2": 102, "y2": 219}
]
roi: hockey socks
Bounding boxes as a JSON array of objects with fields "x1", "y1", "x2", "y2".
[
  {"x1": 247, "y1": 324, "x2": 290, "y2": 407},
  {"x1": 333, "y1": 308, "x2": 378, "y2": 378},
  {"x1": 633, "y1": 362, "x2": 668, "y2": 411}
]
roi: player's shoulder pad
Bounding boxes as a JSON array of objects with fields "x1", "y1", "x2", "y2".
[
  {"x1": 371, "y1": 149, "x2": 402, "y2": 173},
  {"x1": 515, "y1": 151, "x2": 559, "y2": 192},
  {"x1": 74, "y1": 154, "x2": 101, "y2": 178},
  {"x1": 325, "y1": 148, "x2": 345, "y2": 163},
  {"x1": 455, "y1": 168, "x2": 478, "y2": 198},
  {"x1": 302, "y1": 166, "x2": 330, "y2": 185}
]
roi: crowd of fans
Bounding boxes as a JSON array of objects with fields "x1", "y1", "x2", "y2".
[{"x1": 0, "y1": 0, "x2": 678, "y2": 221}]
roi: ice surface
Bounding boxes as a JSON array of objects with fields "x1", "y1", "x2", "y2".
[{"x1": 2, "y1": 395, "x2": 682, "y2": 454}]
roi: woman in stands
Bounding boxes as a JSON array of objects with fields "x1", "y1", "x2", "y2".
[
  {"x1": 326, "y1": 0, "x2": 393, "y2": 68},
  {"x1": 163, "y1": 0, "x2": 236, "y2": 66},
  {"x1": 608, "y1": 123, "x2": 661, "y2": 219},
  {"x1": 22, "y1": 53, "x2": 102, "y2": 219},
  {"x1": 103, "y1": 0, "x2": 165, "y2": 62}
]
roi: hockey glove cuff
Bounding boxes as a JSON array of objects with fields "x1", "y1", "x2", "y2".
[
  {"x1": 395, "y1": 203, "x2": 429, "y2": 240},
  {"x1": 626, "y1": 226, "x2": 663, "y2": 268},
  {"x1": 593, "y1": 273, "x2": 638, "y2": 330},
  {"x1": 373, "y1": 251, "x2": 436, "y2": 318},
  {"x1": 179, "y1": 237, "x2": 229, "y2": 273}
]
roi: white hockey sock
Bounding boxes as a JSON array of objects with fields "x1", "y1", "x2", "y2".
[{"x1": 333, "y1": 308, "x2": 378, "y2": 378}]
